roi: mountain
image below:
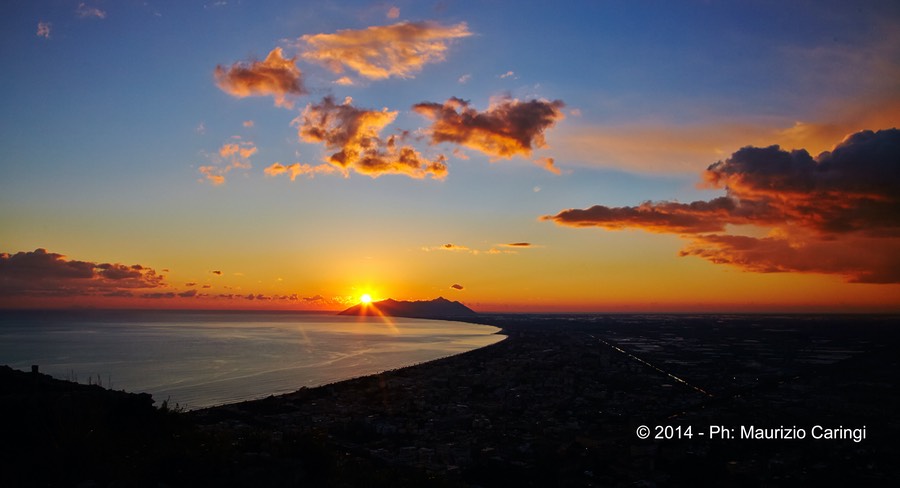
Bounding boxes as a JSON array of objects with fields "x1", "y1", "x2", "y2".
[{"x1": 338, "y1": 297, "x2": 477, "y2": 319}]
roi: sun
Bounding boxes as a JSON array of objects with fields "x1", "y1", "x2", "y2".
[{"x1": 360, "y1": 294, "x2": 372, "y2": 304}]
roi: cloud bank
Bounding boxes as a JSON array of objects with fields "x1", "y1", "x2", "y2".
[
  {"x1": 544, "y1": 129, "x2": 900, "y2": 283},
  {"x1": 0, "y1": 249, "x2": 166, "y2": 296}
]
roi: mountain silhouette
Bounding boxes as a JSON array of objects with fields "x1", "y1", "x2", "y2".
[{"x1": 338, "y1": 297, "x2": 477, "y2": 319}]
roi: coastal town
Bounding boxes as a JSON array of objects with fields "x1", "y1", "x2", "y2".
[
  {"x1": 192, "y1": 314, "x2": 899, "y2": 486},
  {"x1": 3, "y1": 313, "x2": 898, "y2": 486}
]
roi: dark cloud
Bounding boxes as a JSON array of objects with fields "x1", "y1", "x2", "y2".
[
  {"x1": 294, "y1": 96, "x2": 447, "y2": 179},
  {"x1": 215, "y1": 48, "x2": 306, "y2": 108},
  {"x1": 544, "y1": 129, "x2": 900, "y2": 283},
  {"x1": 178, "y1": 289, "x2": 198, "y2": 298},
  {"x1": 680, "y1": 233, "x2": 900, "y2": 284},
  {"x1": 543, "y1": 197, "x2": 770, "y2": 233},
  {"x1": 211, "y1": 270, "x2": 223, "y2": 275},
  {"x1": 0, "y1": 249, "x2": 166, "y2": 296},
  {"x1": 413, "y1": 96, "x2": 565, "y2": 159},
  {"x1": 450, "y1": 283, "x2": 464, "y2": 290},
  {"x1": 703, "y1": 128, "x2": 900, "y2": 234},
  {"x1": 504, "y1": 242, "x2": 533, "y2": 247},
  {"x1": 142, "y1": 292, "x2": 177, "y2": 299}
]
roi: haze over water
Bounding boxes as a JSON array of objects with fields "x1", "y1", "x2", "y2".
[{"x1": 0, "y1": 310, "x2": 504, "y2": 409}]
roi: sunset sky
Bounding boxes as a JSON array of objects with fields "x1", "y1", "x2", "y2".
[{"x1": 2, "y1": 1, "x2": 899, "y2": 312}]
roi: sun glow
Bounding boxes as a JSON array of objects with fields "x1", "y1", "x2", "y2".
[{"x1": 360, "y1": 293, "x2": 372, "y2": 304}]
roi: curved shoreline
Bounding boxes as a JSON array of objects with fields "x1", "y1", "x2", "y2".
[{"x1": 5, "y1": 313, "x2": 898, "y2": 486}]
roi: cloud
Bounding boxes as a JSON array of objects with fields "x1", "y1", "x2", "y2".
[
  {"x1": 544, "y1": 129, "x2": 900, "y2": 283},
  {"x1": 264, "y1": 162, "x2": 337, "y2": 181},
  {"x1": 499, "y1": 70, "x2": 516, "y2": 79},
  {"x1": 243, "y1": 120, "x2": 254, "y2": 128},
  {"x1": 679, "y1": 233, "x2": 900, "y2": 284},
  {"x1": 211, "y1": 270, "x2": 223, "y2": 275},
  {"x1": 36, "y1": 22, "x2": 51, "y2": 39},
  {"x1": 422, "y1": 243, "x2": 520, "y2": 255},
  {"x1": 387, "y1": 6, "x2": 400, "y2": 19},
  {"x1": 544, "y1": 197, "x2": 765, "y2": 234},
  {"x1": 76, "y1": 3, "x2": 107, "y2": 19},
  {"x1": 534, "y1": 157, "x2": 561, "y2": 175},
  {"x1": 198, "y1": 166, "x2": 225, "y2": 185},
  {"x1": 293, "y1": 96, "x2": 447, "y2": 179},
  {"x1": 218, "y1": 141, "x2": 257, "y2": 160},
  {"x1": 300, "y1": 21, "x2": 471, "y2": 80},
  {"x1": 143, "y1": 292, "x2": 176, "y2": 299},
  {"x1": 413, "y1": 96, "x2": 565, "y2": 160},
  {"x1": 214, "y1": 48, "x2": 306, "y2": 108},
  {"x1": 458, "y1": 74, "x2": 471, "y2": 84},
  {"x1": 199, "y1": 139, "x2": 257, "y2": 185},
  {"x1": 441, "y1": 243, "x2": 468, "y2": 251},
  {"x1": 450, "y1": 283, "x2": 464, "y2": 290},
  {"x1": 0, "y1": 249, "x2": 166, "y2": 296}
]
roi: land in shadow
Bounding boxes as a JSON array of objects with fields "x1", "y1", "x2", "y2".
[{"x1": 3, "y1": 314, "x2": 899, "y2": 486}]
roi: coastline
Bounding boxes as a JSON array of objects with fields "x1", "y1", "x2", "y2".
[{"x1": 3, "y1": 313, "x2": 899, "y2": 486}]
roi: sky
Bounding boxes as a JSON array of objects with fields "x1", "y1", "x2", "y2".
[{"x1": 1, "y1": 0, "x2": 899, "y2": 312}]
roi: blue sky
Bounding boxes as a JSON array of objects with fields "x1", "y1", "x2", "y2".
[{"x1": 2, "y1": 1, "x2": 899, "y2": 311}]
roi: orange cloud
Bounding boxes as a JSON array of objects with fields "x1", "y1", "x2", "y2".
[
  {"x1": 300, "y1": 21, "x2": 471, "y2": 80},
  {"x1": 545, "y1": 129, "x2": 900, "y2": 283},
  {"x1": 199, "y1": 166, "x2": 226, "y2": 185},
  {"x1": 422, "y1": 242, "x2": 522, "y2": 255},
  {"x1": 218, "y1": 141, "x2": 257, "y2": 160},
  {"x1": 387, "y1": 6, "x2": 400, "y2": 19},
  {"x1": 534, "y1": 157, "x2": 561, "y2": 175},
  {"x1": 200, "y1": 139, "x2": 257, "y2": 185},
  {"x1": 214, "y1": 48, "x2": 306, "y2": 108},
  {"x1": 413, "y1": 96, "x2": 565, "y2": 159},
  {"x1": 680, "y1": 233, "x2": 900, "y2": 284},
  {"x1": 0, "y1": 249, "x2": 165, "y2": 296},
  {"x1": 264, "y1": 162, "x2": 337, "y2": 181},
  {"x1": 293, "y1": 96, "x2": 447, "y2": 179}
]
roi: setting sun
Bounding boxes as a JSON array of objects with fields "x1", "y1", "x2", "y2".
[{"x1": 360, "y1": 294, "x2": 372, "y2": 304}]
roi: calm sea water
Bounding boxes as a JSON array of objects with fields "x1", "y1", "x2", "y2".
[{"x1": 0, "y1": 310, "x2": 504, "y2": 410}]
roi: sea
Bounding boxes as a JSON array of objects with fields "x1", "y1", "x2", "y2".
[{"x1": 0, "y1": 310, "x2": 504, "y2": 410}]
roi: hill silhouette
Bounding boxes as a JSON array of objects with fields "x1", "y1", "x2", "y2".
[{"x1": 338, "y1": 297, "x2": 477, "y2": 319}]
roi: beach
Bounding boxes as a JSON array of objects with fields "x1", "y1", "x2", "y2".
[{"x1": 3, "y1": 313, "x2": 899, "y2": 486}]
